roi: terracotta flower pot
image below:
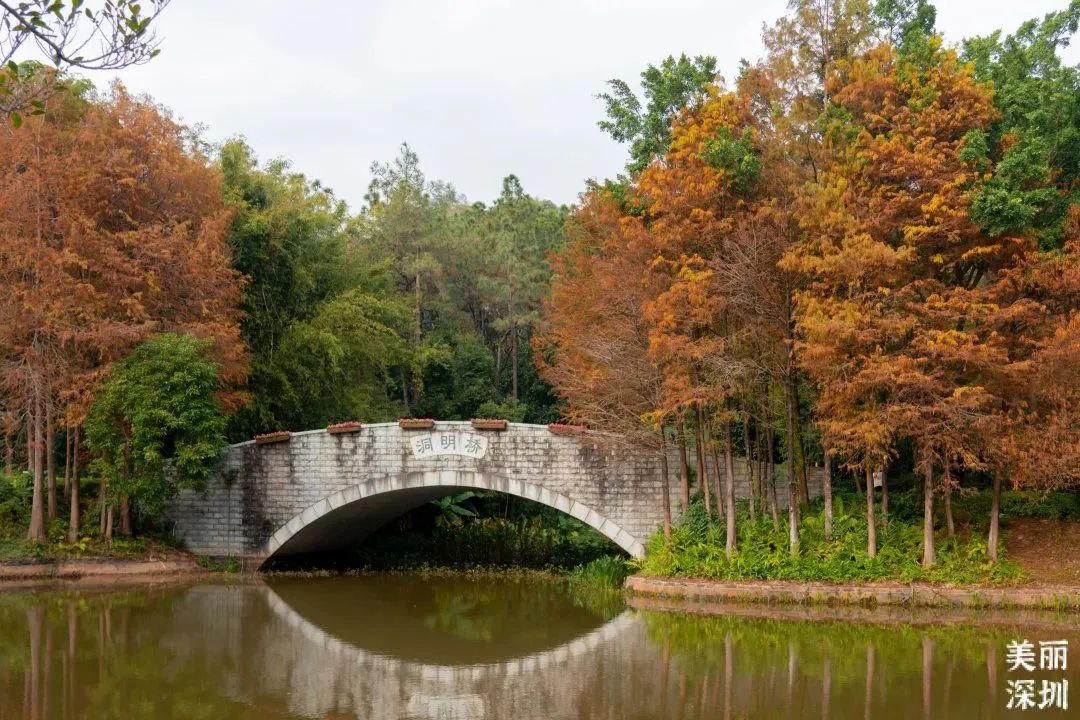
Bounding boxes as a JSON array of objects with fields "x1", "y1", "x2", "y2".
[
  {"x1": 327, "y1": 421, "x2": 363, "y2": 434},
  {"x1": 254, "y1": 431, "x2": 291, "y2": 444},
  {"x1": 471, "y1": 418, "x2": 508, "y2": 431},
  {"x1": 398, "y1": 418, "x2": 435, "y2": 430},
  {"x1": 547, "y1": 423, "x2": 586, "y2": 436}
]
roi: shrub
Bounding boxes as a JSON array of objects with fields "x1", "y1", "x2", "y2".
[
  {"x1": 570, "y1": 555, "x2": 631, "y2": 588},
  {"x1": 639, "y1": 494, "x2": 1021, "y2": 585}
]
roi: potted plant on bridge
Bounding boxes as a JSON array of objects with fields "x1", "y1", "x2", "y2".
[
  {"x1": 327, "y1": 420, "x2": 363, "y2": 435},
  {"x1": 398, "y1": 417, "x2": 435, "y2": 430},
  {"x1": 254, "y1": 430, "x2": 292, "y2": 444},
  {"x1": 471, "y1": 418, "x2": 508, "y2": 431},
  {"x1": 547, "y1": 423, "x2": 587, "y2": 436}
]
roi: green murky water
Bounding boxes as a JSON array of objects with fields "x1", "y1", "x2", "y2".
[{"x1": 0, "y1": 574, "x2": 1077, "y2": 719}]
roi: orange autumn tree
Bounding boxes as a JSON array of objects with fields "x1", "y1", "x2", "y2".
[
  {"x1": 0, "y1": 84, "x2": 246, "y2": 541},
  {"x1": 634, "y1": 91, "x2": 768, "y2": 557},
  {"x1": 535, "y1": 191, "x2": 675, "y2": 538},
  {"x1": 986, "y1": 207, "x2": 1080, "y2": 527},
  {"x1": 783, "y1": 41, "x2": 1055, "y2": 563}
]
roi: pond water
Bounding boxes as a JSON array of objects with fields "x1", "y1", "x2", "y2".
[{"x1": 0, "y1": 574, "x2": 1077, "y2": 719}]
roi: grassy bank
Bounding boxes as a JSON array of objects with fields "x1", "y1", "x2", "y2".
[{"x1": 638, "y1": 490, "x2": 1080, "y2": 586}]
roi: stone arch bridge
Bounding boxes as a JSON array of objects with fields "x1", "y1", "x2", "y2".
[{"x1": 168, "y1": 421, "x2": 818, "y2": 567}]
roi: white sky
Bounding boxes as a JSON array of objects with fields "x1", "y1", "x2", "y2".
[{"x1": 84, "y1": 0, "x2": 1080, "y2": 207}]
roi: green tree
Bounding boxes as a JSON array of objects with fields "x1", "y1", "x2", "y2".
[
  {"x1": 84, "y1": 334, "x2": 227, "y2": 530},
  {"x1": 270, "y1": 288, "x2": 412, "y2": 428},
  {"x1": 872, "y1": 0, "x2": 936, "y2": 59},
  {"x1": 362, "y1": 143, "x2": 460, "y2": 411},
  {"x1": 963, "y1": 1, "x2": 1080, "y2": 247},
  {"x1": 598, "y1": 54, "x2": 719, "y2": 174},
  {"x1": 475, "y1": 175, "x2": 566, "y2": 401},
  {"x1": 222, "y1": 140, "x2": 411, "y2": 436}
]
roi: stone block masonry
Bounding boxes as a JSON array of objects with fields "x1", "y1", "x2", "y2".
[{"x1": 167, "y1": 421, "x2": 820, "y2": 567}]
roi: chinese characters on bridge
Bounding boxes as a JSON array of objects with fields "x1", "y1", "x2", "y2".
[
  {"x1": 1005, "y1": 639, "x2": 1069, "y2": 711},
  {"x1": 409, "y1": 431, "x2": 489, "y2": 459}
]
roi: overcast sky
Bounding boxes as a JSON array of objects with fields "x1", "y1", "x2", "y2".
[{"x1": 91, "y1": 0, "x2": 1080, "y2": 208}]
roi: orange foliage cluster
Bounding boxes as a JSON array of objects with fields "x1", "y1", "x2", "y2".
[
  {"x1": 540, "y1": 38, "x2": 1080, "y2": 558},
  {"x1": 0, "y1": 86, "x2": 246, "y2": 426},
  {"x1": 0, "y1": 85, "x2": 247, "y2": 540}
]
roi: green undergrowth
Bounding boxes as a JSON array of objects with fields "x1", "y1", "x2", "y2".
[
  {"x1": 639, "y1": 492, "x2": 1026, "y2": 585},
  {"x1": 569, "y1": 555, "x2": 632, "y2": 589},
  {"x1": 354, "y1": 515, "x2": 619, "y2": 571},
  {"x1": 1, "y1": 471, "x2": 182, "y2": 564}
]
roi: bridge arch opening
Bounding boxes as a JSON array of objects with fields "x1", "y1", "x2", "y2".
[{"x1": 260, "y1": 470, "x2": 644, "y2": 569}]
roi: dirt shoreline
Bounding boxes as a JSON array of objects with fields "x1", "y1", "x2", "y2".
[
  {"x1": 625, "y1": 575, "x2": 1080, "y2": 611},
  {"x1": 0, "y1": 556, "x2": 207, "y2": 583},
  {"x1": 627, "y1": 592, "x2": 1080, "y2": 632}
]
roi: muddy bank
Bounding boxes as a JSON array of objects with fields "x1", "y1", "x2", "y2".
[
  {"x1": 625, "y1": 575, "x2": 1080, "y2": 611},
  {"x1": 0, "y1": 556, "x2": 207, "y2": 584}
]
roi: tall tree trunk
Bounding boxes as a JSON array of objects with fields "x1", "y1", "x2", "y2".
[
  {"x1": 943, "y1": 468, "x2": 956, "y2": 538},
  {"x1": 67, "y1": 427, "x2": 79, "y2": 544},
  {"x1": 100, "y1": 472, "x2": 110, "y2": 539},
  {"x1": 757, "y1": 432, "x2": 768, "y2": 519},
  {"x1": 46, "y1": 401, "x2": 56, "y2": 522},
  {"x1": 853, "y1": 465, "x2": 864, "y2": 495},
  {"x1": 723, "y1": 420, "x2": 736, "y2": 558},
  {"x1": 676, "y1": 415, "x2": 690, "y2": 510},
  {"x1": 783, "y1": 407, "x2": 800, "y2": 554},
  {"x1": 659, "y1": 440, "x2": 672, "y2": 543},
  {"x1": 414, "y1": 265, "x2": 422, "y2": 343},
  {"x1": 743, "y1": 415, "x2": 756, "y2": 521},
  {"x1": 794, "y1": 419, "x2": 810, "y2": 508},
  {"x1": 988, "y1": 472, "x2": 1003, "y2": 562},
  {"x1": 27, "y1": 386, "x2": 46, "y2": 543},
  {"x1": 880, "y1": 466, "x2": 889, "y2": 521},
  {"x1": 4, "y1": 430, "x2": 12, "y2": 475},
  {"x1": 26, "y1": 401, "x2": 34, "y2": 473},
  {"x1": 823, "y1": 449, "x2": 833, "y2": 541},
  {"x1": 510, "y1": 322, "x2": 519, "y2": 400},
  {"x1": 766, "y1": 427, "x2": 780, "y2": 531},
  {"x1": 695, "y1": 406, "x2": 712, "y2": 516},
  {"x1": 788, "y1": 481, "x2": 800, "y2": 555},
  {"x1": 922, "y1": 460, "x2": 935, "y2": 568},
  {"x1": 865, "y1": 466, "x2": 877, "y2": 559},
  {"x1": 63, "y1": 427, "x2": 71, "y2": 501},
  {"x1": 119, "y1": 497, "x2": 132, "y2": 536},
  {"x1": 706, "y1": 415, "x2": 725, "y2": 519},
  {"x1": 784, "y1": 372, "x2": 810, "y2": 509}
]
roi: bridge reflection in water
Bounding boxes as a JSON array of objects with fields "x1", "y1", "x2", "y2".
[
  {"x1": 166, "y1": 576, "x2": 652, "y2": 720},
  {"x1": 2, "y1": 576, "x2": 1075, "y2": 719}
]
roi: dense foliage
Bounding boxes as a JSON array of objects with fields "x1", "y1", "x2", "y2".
[
  {"x1": 541, "y1": 0, "x2": 1080, "y2": 577},
  {"x1": 1, "y1": 1, "x2": 1078, "y2": 582},
  {"x1": 84, "y1": 334, "x2": 228, "y2": 525},
  {"x1": 342, "y1": 493, "x2": 620, "y2": 571},
  {"x1": 0, "y1": 98, "x2": 566, "y2": 547},
  {"x1": 639, "y1": 495, "x2": 1022, "y2": 584}
]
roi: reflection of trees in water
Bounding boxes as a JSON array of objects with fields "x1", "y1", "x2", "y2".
[
  {"x1": 1, "y1": 584, "x2": 1077, "y2": 720},
  {"x1": 421, "y1": 575, "x2": 622, "y2": 646},
  {"x1": 0, "y1": 589, "x2": 269, "y2": 720},
  {"x1": 640, "y1": 608, "x2": 1080, "y2": 720},
  {"x1": 265, "y1": 573, "x2": 621, "y2": 664}
]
